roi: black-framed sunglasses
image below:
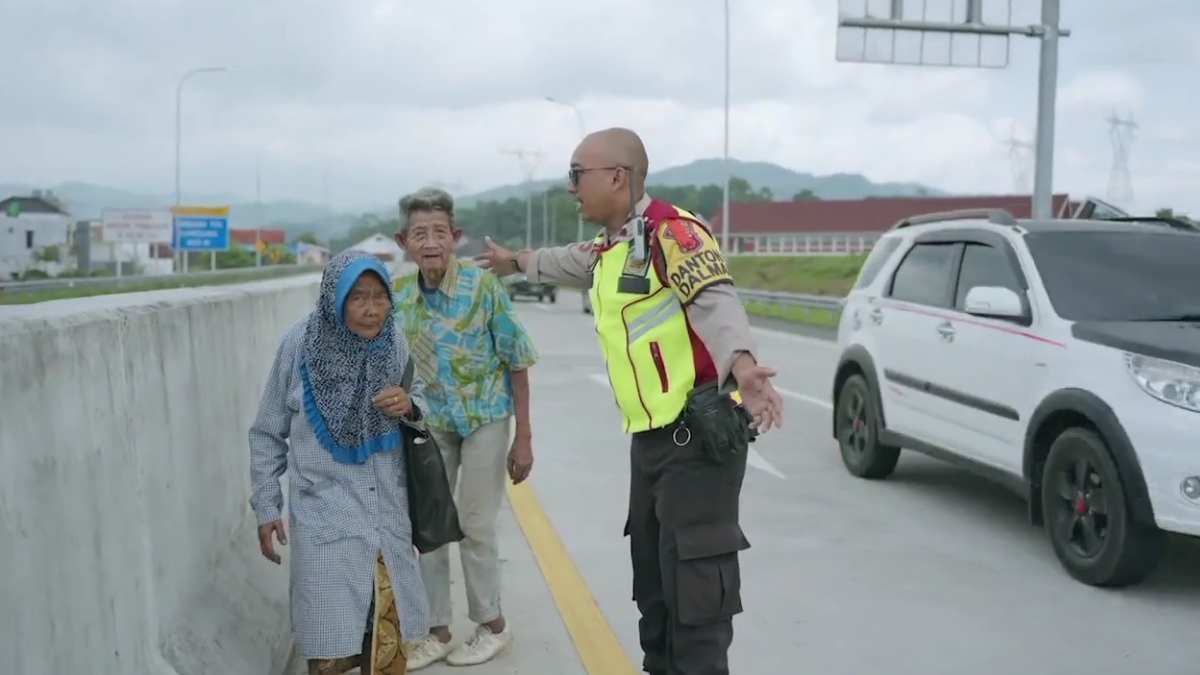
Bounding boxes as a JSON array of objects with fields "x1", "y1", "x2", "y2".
[{"x1": 568, "y1": 165, "x2": 625, "y2": 187}]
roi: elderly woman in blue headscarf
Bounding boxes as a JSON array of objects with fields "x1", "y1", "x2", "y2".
[{"x1": 249, "y1": 250, "x2": 429, "y2": 674}]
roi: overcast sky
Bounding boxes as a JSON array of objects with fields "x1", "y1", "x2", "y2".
[{"x1": 3, "y1": 0, "x2": 1198, "y2": 215}]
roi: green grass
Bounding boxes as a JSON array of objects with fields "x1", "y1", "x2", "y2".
[
  {"x1": 743, "y1": 300, "x2": 841, "y2": 328},
  {"x1": 730, "y1": 255, "x2": 864, "y2": 328},
  {"x1": 0, "y1": 265, "x2": 321, "y2": 305},
  {"x1": 728, "y1": 254, "x2": 866, "y2": 297}
]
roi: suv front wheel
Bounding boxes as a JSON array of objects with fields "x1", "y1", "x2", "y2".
[
  {"x1": 1040, "y1": 427, "x2": 1165, "y2": 587},
  {"x1": 836, "y1": 374, "x2": 900, "y2": 479}
]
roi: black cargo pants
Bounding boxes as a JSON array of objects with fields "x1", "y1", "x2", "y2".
[{"x1": 625, "y1": 421, "x2": 750, "y2": 675}]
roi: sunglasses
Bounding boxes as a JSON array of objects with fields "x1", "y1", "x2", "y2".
[{"x1": 568, "y1": 165, "x2": 626, "y2": 187}]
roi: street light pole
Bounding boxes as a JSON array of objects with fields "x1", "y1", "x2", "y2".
[
  {"x1": 175, "y1": 66, "x2": 227, "y2": 274},
  {"x1": 545, "y1": 96, "x2": 588, "y2": 242},
  {"x1": 1031, "y1": 0, "x2": 1060, "y2": 219},
  {"x1": 721, "y1": 0, "x2": 731, "y2": 251}
]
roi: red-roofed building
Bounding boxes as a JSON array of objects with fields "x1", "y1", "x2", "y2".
[
  {"x1": 706, "y1": 193, "x2": 1073, "y2": 255},
  {"x1": 231, "y1": 228, "x2": 287, "y2": 248}
]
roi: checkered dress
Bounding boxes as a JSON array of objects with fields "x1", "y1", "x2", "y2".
[{"x1": 249, "y1": 321, "x2": 430, "y2": 659}]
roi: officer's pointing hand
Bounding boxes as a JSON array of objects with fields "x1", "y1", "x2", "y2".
[
  {"x1": 732, "y1": 354, "x2": 783, "y2": 433},
  {"x1": 474, "y1": 236, "x2": 520, "y2": 276}
]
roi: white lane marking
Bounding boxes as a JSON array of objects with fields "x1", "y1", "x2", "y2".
[
  {"x1": 585, "y1": 373, "x2": 786, "y2": 480},
  {"x1": 778, "y1": 387, "x2": 834, "y2": 410},
  {"x1": 751, "y1": 326, "x2": 838, "y2": 350},
  {"x1": 532, "y1": 303, "x2": 553, "y2": 312},
  {"x1": 747, "y1": 450, "x2": 787, "y2": 480}
]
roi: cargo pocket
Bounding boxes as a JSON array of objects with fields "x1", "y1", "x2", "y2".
[{"x1": 674, "y1": 522, "x2": 750, "y2": 626}]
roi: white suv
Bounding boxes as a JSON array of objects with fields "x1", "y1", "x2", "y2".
[{"x1": 831, "y1": 209, "x2": 1200, "y2": 587}]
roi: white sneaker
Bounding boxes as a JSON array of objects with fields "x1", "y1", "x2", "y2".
[
  {"x1": 405, "y1": 634, "x2": 454, "y2": 671},
  {"x1": 445, "y1": 624, "x2": 512, "y2": 666}
]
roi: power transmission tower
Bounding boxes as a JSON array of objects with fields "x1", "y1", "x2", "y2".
[
  {"x1": 1005, "y1": 122, "x2": 1034, "y2": 194},
  {"x1": 1106, "y1": 112, "x2": 1137, "y2": 205},
  {"x1": 499, "y1": 148, "x2": 543, "y2": 250}
]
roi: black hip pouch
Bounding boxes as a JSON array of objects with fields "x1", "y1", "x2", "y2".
[{"x1": 674, "y1": 381, "x2": 756, "y2": 463}]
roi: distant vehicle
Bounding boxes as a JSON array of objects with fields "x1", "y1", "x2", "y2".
[
  {"x1": 503, "y1": 274, "x2": 557, "y2": 303},
  {"x1": 1070, "y1": 196, "x2": 1198, "y2": 232},
  {"x1": 832, "y1": 208, "x2": 1200, "y2": 588}
]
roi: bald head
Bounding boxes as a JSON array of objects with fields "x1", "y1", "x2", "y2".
[{"x1": 577, "y1": 127, "x2": 649, "y2": 193}]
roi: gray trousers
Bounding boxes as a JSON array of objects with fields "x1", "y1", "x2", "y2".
[
  {"x1": 420, "y1": 418, "x2": 511, "y2": 627},
  {"x1": 626, "y1": 424, "x2": 750, "y2": 675}
]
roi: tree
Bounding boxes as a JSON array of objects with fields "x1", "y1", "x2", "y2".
[
  {"x1": 298, "y1": 231, "x2": 321, "y2": 245},
  {"x1": 792, "y1": 189, "x2": 819, "y2": 201},
  {"x1": 35, "y1": 245, "x2": 61, "y2": 263},
  {"x1": 215, "y1": 246, "x2": 256, "y2": 269}
]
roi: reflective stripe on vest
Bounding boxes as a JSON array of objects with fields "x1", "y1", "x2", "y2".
[{"x1": 588, "y1": 233, "x2": 696, "y2": 434}]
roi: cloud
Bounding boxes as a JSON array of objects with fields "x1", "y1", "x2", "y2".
[
  {"x1": 1, "y1": 0, "x2": 1198, "y2": 216},
  {"x1": 1059, "y1": 69, "x2": 1146, "y2": 114}
]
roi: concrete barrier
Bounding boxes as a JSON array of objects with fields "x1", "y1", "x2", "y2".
[{"x1": 0, "y1": 274, "x2": 321, "y2": 674}]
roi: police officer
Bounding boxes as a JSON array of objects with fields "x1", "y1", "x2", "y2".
[{"x1": 476, "y1": 127, "x2": 783, "y2": 675}]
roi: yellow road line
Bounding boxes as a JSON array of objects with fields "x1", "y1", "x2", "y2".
[{"x1": 507, "y1": 481, "x2": 639, "y2": 675}]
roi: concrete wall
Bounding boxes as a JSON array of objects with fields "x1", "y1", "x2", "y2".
[{"x1": 0, "y1": 274, "x2": 321, "y2": 674}]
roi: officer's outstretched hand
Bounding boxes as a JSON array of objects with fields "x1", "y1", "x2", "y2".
[
  {"x1": 732, "y1": 353, "x2": 783, "y2": 433},
  {"x1": 474, "y1": 236, "x2": 520, "y2": 276}
]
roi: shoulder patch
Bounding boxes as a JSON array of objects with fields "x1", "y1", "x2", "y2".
[{"x1": 662, "y1": 219, "x2": 704, "y2": 253}]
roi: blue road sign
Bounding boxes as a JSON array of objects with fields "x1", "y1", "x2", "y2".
[{"x1": 175, "y1": 215, "x2": 230, "y2": 252}]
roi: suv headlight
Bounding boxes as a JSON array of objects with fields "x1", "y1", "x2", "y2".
[{"x1": 1125, "y1": 352, "x2": 1200, "y2": 412}]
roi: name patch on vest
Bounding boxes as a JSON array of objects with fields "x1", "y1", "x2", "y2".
[
  {"x1": 669, "y1": 249, "x2": 731, "y2": 297},
  {"x1": 655, "y1": 215, "x2": 735, "y2": 303}
]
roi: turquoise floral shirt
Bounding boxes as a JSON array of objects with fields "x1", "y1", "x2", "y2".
[{"x1": 394, "y1": 258, "x2": 538, "y2": 436}]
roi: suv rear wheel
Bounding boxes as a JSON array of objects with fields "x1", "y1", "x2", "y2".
[
  {"x1": 836, "y1": 374, "x2": 900, "y2": 479},
  {"x1": 1040, "y1": 427, "x2": 1165, "y2": 587}
]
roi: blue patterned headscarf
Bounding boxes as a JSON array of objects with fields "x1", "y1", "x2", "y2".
[{"x1": 300, "y1": 250, "x2": 404, "y2": 464}]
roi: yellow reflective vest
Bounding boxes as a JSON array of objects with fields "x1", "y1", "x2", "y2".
[{"x1": 588, "y1": 201, "x2": 725, "y2": 433}]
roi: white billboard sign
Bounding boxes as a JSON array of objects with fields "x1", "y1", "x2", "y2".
[{"x1": 102, "y1": 209, "x2": 173, "y2": 244}]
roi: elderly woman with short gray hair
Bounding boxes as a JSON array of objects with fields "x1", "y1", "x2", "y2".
[{"x1": 391, "y1": 187, "x2": 539, "y2": 669}]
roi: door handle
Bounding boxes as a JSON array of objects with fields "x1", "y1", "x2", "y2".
[
  {"x1": 869, "y1": 307, "x2": 884, "y2": 325},
  {"x1": 936, "y1": 321, "x2": 956, "y2": 342}
]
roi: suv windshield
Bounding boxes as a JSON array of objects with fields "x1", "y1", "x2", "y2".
[{"x1": 1026, "y1": 230, "x2": 1200, "y2": 321}]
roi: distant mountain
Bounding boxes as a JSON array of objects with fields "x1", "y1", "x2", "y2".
[
  {"x1": 2, "y1": 159, "x2": 945, "y2": 242},
  {"x1": 0, "y1": 182, "x2": 356, "y2": 242},
  {"x1": 650, "y1": 159, "x2": 944, "y2": 200},
  {"x1": 457, "y1": 158, "x2": 944, "y2": 206}
]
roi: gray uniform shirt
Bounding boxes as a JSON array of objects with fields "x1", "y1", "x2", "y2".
[
  {"x1": 525, "y1": 194, "x2": 759, "y2": 390},
  {"x1": 249, "y1": 321, "x2": 430, "y2": 659}
]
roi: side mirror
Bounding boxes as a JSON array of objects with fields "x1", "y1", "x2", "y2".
[{"x1": 964, "y1": 286, "x2": 1026, "y2": 320}]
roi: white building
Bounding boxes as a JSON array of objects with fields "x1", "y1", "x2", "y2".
[
  {"x1": 349, "y1": 233, "x2": 403, "y2": 260},
  {"x1": 295, "y1": 241, "x2": 331, "y2": 266},
  {"x1": 0, "y1": 195, "x2": 73, "y2": 279},
  {"x1": 85, "y1": 220, "x2": 174, "y2": 276}
]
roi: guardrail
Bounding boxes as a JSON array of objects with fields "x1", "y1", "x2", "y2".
[
  {"x1": 0, "y1": 264, "x2": 321, "y2": 295},
  {"x1": 737, "y1": 288, "x2": 846, "y2": 322}
]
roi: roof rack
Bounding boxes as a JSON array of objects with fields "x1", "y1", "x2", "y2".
[{"x1": 891, "y1": 208, "x2": 1017, "y2": 230}]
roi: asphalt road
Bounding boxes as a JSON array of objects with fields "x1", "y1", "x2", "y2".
[
  {"x1": 519, "y1": 291, "x2": 1200, "y2": 675},
  {"x1": 288, "y1": 290, "x2": 1200, "y2": 675}
]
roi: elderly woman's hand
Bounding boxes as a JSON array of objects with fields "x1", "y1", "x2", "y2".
[{"x1": 372, "y1": 386, "x2": 412, "y2": 418}]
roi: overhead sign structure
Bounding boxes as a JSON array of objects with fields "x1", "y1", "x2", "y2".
[
  {"x1": 836, "y1": 0, "x2": 1071, "y2": 219},
  {"x1": 101, "y1": 209, "x2": 174, "y2": 243},
  {"x1": 173, "y1": 205, "x2": 230, "y2": 252}
]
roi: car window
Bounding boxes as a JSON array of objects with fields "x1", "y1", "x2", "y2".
[
  {"x1": 954, "y1": 243, "x2": 1023, "y2": 310},
  {"x1": 1026, "y1": 231, "x2": 1200, "y2": 321},
  {"x1": 853, "y1": 236, "x2": 902, "y2": 289},
  {"x1": 887, "y1": 242, "x2": 959, "y2": 307}
]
